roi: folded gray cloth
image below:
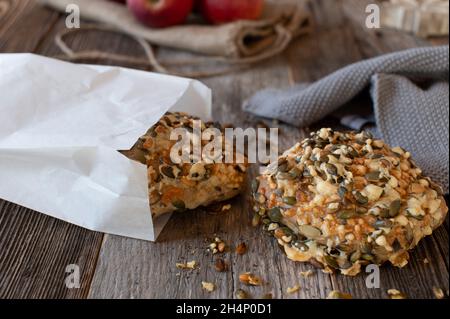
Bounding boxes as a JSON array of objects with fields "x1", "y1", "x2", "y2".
[{"x1": 243, "y1": 46, "x2": 449, "y2": 192}]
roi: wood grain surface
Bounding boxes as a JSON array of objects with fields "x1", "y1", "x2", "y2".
[{"x1": 0, "y1": 0, "x2": 448, "y2": 299}]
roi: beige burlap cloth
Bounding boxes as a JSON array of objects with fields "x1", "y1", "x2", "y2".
[{"x1": 37, "y1": 0, "x2": 312, "y2": 77}]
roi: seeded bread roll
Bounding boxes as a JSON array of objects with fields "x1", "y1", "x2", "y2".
[
  {"x1": 252, "y1": 128, "x2": 448, "y2": 276},
  {"x1": 123, "y1": 112, "x2": 247, "y2": 218}
]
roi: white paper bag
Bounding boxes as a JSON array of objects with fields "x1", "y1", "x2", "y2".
[{"x1": 0, "y1": 53, "x2": 212, "y2": 241}]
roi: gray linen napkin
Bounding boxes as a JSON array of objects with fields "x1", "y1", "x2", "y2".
[{"x1": 243, "y1": 46, "x2": 449, "y2": 192}]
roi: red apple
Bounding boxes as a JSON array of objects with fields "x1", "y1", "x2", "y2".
[
  {"x1": 127, "y1": 0, "x2": 194, "y2": 28},
  {"x1": 199, "y1": 0, "x2": 264, "y2": 24}
]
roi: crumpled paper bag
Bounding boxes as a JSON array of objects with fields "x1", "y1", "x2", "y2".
[{"x1": 0, "y1": 53, "x2": 211, "y2": 241}]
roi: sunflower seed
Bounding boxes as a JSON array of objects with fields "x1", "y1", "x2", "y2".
[
  {"x1": 298, "y1": 225, "x2": 321, "y2": 238},
  {"x1": 292, "y1": 241, "x2": 309, "y2": 252}
]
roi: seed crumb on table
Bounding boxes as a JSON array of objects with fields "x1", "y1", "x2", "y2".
[
  {"x1": 300, "y1": 270, "x2": 314, "y2": 277},
  {"x1": 214, "y1": 258, "x2": 228, "y2": 272},
  {"x1": 235, "y1": 242, "x2": 247, "y2": 255},
  {"x1": 235, "y1": 289, "x2": 249, "y2": 299},
  {"x1": 202, "y1": 281, "x2": 215, "y2": 293},
  {"x1": 176, "y1": 260, "x2": 197, "y2": 270},
  {"x1": 209, "y1": 237, "x2": 227, "y2": 254},
  {"x1": 387, "y1": 289, "x2": 407, "y2": 299},
  {"x1": 221, "y1": 204, "x2": 232, "y2": 211},
  {"x1": 432, "y1": 287, "x2": 445, "y2": 299},
  {"x1": 286, "y1": 285, "x2": 301, "y2": 294},
  {"x1": 239, "y1": 272, "x2": 263, "y2": 286},
  {"x1": 327, "y1": 290, "x2": 352, "y2": 299}
]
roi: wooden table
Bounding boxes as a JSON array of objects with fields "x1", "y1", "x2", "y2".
[{"x1": 0, "y1": 0, "x2": 448, "y2": 299}]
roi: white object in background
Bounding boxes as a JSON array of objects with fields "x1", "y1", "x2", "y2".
[
  {"x1": 0, "y1": 53, "x2": 211, "y2": 241},
  {"x1": 381, "y1": 0, "x2": 449, "y2": 37}
]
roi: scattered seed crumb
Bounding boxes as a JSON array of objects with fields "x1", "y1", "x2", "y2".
[
  {"x1": 261, "y1": 293, "x2": 273, "y2": 299},
  {"x1": 433, "y1": 287, "x2": 445, "y2": 299},
  {"x1": 235, "y1": 289, "x2": 249, "y2": 299},
  {"x1": 208, "y1": 237, "x2": 227, "y2": 254},
  {"x1": 235, "y1": 242, "x2": 247, "y2": 255},
  {"x1": 221, "y1": 204, "x2": 232, "y2": 211},
  {"x1": 214, "y1": 258, "x2": 228, "y2": 272},
  {"x1": 252, "y1": 213, "x2": 261, "y2": 227},
  {"x1": 423, "y1": 258, "x2": 429, "y2": 264},
  {"x1": 322, "y1": 268, "x2": 333, "y2": 274},
  {"x1": 286, "y1": 285, "x2": 301, "y2": 294},
  {"x1": 387, "y1": 289, "x2": 407, "y2": 299},
  {"x1": 202, "y1": 281, "x2": 215, "y2": 293},
  {"x1": 239, "y1": 272, "x2": 263, "y2": 286},
  {"x1": 300, "y1": 270, "x2": 314, "y2": 277},
  {"x1": 327, "y1": 290, "x2": 352, "y2": 299},
  {"x1": 176, "y1": 260, "x2": 197, "y2": 270}
]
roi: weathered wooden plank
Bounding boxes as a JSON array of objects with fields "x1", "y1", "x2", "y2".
[
  {"x1": 0, "y1": 201, "x2": 104, "y2": 298},
  {"x1": 0, "y1": 7, "x2": 107, "y2": 298},
  {"x1": 0, "y1": 0, "x2": 59, "y2": 52}
]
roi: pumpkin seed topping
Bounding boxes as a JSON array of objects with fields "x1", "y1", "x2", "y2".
[
  {"x1": 282, "y1": 196, "x2": 297, "y2": 206},
  {"x1": 350, "y1": 250, "x2": 361, "y2": 263},
  {"x1": 338, "y1": 186, "x2": 347, "y2": 198},
  {"x1": 389, "y1": 199, "x2": 401, "y2": 217},
  {"x1": 354, "y1": 191, "x2": 368, "y2": 204},
  {"x1": 251, "y1": 179, "x2": 259, "y2": 193},
  {"x1": 268, "y1": 207, "x2": 282, "y2": 222},
  {"x1": 172, "y1": 199, "x2": 186, "y2": 210},
  {"x1": 325, "y1": 163, "x2": 338, "y2": 175},
  {"x1": 324, "y1": 255, "x2": 339, "y2": 269},
  {"x1": 161, "y1": 165, "x2": 175, "y2": 178},
  {"x1": 337, "y1": 210, "x2": 355, "y2": 219}
]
